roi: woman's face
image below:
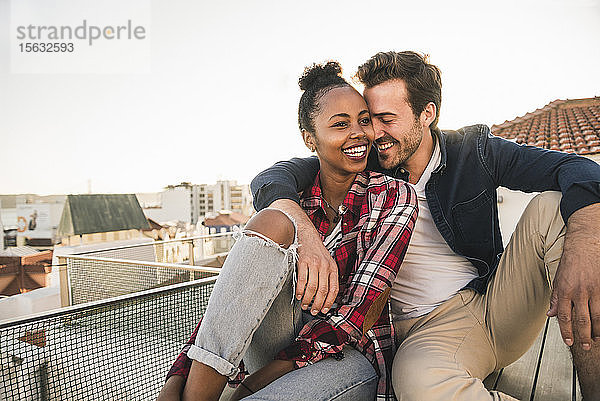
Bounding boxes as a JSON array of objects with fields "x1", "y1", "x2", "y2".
[{"x1": 305, "y1": 86, "x2": 374, "y2": 176}]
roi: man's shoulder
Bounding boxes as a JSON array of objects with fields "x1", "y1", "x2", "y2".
[{"x1": 440, "y1": 124, "x2": 491, "y2": 145}]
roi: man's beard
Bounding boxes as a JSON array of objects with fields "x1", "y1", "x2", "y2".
[{"x1": 376, "y1": 121, "x2": 423, "y2": 170}]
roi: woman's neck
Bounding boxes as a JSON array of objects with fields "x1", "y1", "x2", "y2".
[{"x1": 319, "y1": 167, "x2": 357, "y2": 208}]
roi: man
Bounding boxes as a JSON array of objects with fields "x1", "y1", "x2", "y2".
[{"x1": 248, "y1": 51, "x2": 600, "y2": 400}]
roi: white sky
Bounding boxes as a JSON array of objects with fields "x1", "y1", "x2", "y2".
[{"x1": 1, "y1": 0, "x2": 599, "y2": 195}]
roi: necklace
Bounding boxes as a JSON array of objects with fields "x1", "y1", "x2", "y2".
[{"x1": 322, "y1": 197, "x2": 346, "y2": 224}]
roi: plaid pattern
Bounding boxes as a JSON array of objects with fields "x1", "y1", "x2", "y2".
[
  {"x1": 167, "y1": 171, "x2": 417, "y2": 400},
  {"x1": 276, "y1": 171, "x2": 417, "y2": 400}
]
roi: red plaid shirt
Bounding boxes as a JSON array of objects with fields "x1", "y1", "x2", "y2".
[{"x1": 167, "y1": 171, "x2": 417, "y2": 400}]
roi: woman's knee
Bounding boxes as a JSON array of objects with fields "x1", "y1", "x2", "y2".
[{"x1": 245, "y1": 209, "x2": 296, "y2": 249}]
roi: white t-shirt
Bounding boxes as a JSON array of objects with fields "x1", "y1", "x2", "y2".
[
  {"x1": 323, "y1": 218, "x2": 343, "y2": 254},
  {"x1": 390, "y1": 140, "x2": 479, "y2": 320}
]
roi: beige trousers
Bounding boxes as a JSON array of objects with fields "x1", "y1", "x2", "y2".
[{"x1": 392, "y1": 192, "x2": 566, "y2": 401}]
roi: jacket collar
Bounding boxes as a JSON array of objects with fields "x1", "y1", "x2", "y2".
[{"x1": 431, "y1": 127, "x2": 447, "y2": 174}]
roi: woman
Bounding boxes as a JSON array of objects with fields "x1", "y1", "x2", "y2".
[{"x1": 158, "y1": 62, "x2": 417, "y2": 401}]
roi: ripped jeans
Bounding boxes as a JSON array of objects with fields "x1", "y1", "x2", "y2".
[{"x1": 187, "y1": 220, "x2": 377, "y2": 401}]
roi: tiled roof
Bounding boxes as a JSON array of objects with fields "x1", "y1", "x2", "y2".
[
  {"x1": 491, "y1": 97, "x2": 600, "y2": 155},
  {"x1": 203, "y1": 212, "x2": 250, "y2": 227}
]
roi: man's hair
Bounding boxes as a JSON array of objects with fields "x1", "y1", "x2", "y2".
[{"x1": 356, "y1": 51, "x2": 442, "y2": 129}]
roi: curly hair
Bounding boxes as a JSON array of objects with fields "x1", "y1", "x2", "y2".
[
  {"x1": 297, "y1": 61, "x2": 350, "y2": 133},
  {"x1": 356, "y1": 51, "x2": 442, "y2": 129}
]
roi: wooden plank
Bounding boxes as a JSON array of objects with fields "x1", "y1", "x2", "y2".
[
  {"x1": 532, "y1": 318, "x2": 573, "y2": 401},
  {"x1": 219, "y1": 386, "x2": 235, "y2": 401},
  {"x1": 574, "y1": 366, "x2": 583, "y2": 401},
  {"x1": 493, "y1": 319, "x2": 547, "y2": 400}
]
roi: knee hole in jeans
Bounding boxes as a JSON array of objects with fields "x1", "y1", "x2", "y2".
[{"x1": 244, "y1": 209, "x2": 296, "y2": 249}]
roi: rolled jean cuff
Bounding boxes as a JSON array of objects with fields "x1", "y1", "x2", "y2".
[{"x1": 187, "y1": 344, "x2": 239, "y2": 378}]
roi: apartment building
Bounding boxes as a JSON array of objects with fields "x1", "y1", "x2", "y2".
[{"x1": 139, "y1": 180, "x2": 253, "y2": 225}]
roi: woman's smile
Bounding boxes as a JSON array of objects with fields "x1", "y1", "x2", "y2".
[{"x1": 342, "y1": 142, "x2": 369, "y2": 160}]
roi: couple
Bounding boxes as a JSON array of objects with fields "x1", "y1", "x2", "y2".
[{"x1": 159, "y1": 51, "x2": 600, "y2": 401}]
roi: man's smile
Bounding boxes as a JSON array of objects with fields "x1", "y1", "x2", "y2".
[{"x1": 375, "y1": 140, "x2": 397, "y2": 153}]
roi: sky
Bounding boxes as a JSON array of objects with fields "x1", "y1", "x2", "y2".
[{"x1": 1, "y1": 0, "x2": 599, "y2": 195}]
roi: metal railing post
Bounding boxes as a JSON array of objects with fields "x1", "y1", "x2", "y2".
[
  {"x1": 188, "y1": 240, "x2": 194, "y2": 267},
  {"x1": 58, "y1": 256, "x2": 71, "y2": 307}
]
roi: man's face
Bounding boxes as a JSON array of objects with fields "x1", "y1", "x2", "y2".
[{"x1": 363, "y1": 79, "x2": 423, "y2": 170}]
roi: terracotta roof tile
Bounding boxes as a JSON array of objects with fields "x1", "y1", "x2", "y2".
[
  {"x1": 491, "y1": 97, "x2": 600, "y2": 155},
  {"x1": 203, "y1": 212, "x2": 250, "y2": 227}
]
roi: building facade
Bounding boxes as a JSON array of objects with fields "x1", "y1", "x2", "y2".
[
  {"x1": 139, "y1": 180, "x2": 253, "y2": 225},
  {"x1": 0, "y1": 195, "x2": 66, "y2": 247}
]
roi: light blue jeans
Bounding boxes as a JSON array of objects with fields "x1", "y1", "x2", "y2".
[{"x1": 187, "y1": 227, "x2": 377, "y2": 401}]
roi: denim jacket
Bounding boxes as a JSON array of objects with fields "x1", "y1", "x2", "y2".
[{"x1": 251, "y1": 124, "x2": 600, "y2": 293}]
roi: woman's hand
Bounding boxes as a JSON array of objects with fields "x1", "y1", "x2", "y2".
[{"x1": 270, "y1": 199, "x2": 339, "y2": 315}]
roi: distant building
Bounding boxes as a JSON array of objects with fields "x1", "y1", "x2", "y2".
[
  {"x1": 0, "y1": 247, "x2": 53, "y2": 296},
  {"x1": 138, "y1": 183, "x2": 196, "y2": 224},
  {"x1": 0, "y1": 214, "x2": 4, "y2": 250},
  {"x1": 203, "y1": 211, "x2": 250, "y2": 234},
  {"x1": 211, "y1": 180, "x2": 253, "y2": 217},
  {"x1": 140, "y1": 180, "x2": 254, "y2": 225},
  {"x1": 57, "y1": 194, "x2": 150, "y2": 245},
  {"x1": 0, "y1": 194, "x2": 66, "y2": 248},
  {"x1": 491, "y1": 97, "x2": 600, "y2": 243}
]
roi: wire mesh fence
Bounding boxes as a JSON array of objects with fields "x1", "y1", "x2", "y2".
[
  {"x1": 0, "y1": 278, "x2": 215, "y2": 401},
  {"x1": 64, "y1": 256, "x2": 220, "y2": 305}
]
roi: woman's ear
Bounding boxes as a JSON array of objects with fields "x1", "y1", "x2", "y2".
[{"x1": 302, "y1": 129, "x2": 316, "y2": 152}]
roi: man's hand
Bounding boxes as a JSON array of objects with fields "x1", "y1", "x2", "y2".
[
  {"x1": 548, "y1": 203, "x2": 600, "y2": 350},
  {"x1": 270, "y1": 199, "x2": 339, "y2": 315}
]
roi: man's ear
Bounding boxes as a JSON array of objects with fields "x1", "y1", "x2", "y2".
[
  {"x1": 420, "y1": 102, "x2": 437, "y2": 128},
  {"x1": 302, "y1": 129, "x2": 316, "y2": 152}
]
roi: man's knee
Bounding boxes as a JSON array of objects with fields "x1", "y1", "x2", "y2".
[
  {"x1": 245, "y1": 209, "x2": 295, "y2": 249},
  {"x1": 393, "y1": 346, "x2": 494, "y2": 400},
  {"x1": 533, "y1": 191, "x2": 561, "y2": 213},
  {"x1": 523, "y1": 191, "x2": 562, "y2": 222},
  {"x1": 518, "y1": 191, "x2": 565, "y2": 244}
]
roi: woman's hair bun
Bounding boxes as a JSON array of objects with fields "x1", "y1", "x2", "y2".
[{"x1": 298, "y1": 61, "x2": 344, "y2": 91}]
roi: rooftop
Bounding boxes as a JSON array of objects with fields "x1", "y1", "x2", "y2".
[
  {"x1": 491, "y1": 97, "x2": 600, "y2": 155},
  {"x1": 204, "y1": 211, "x2": 250, "y2": 227},
  {"x1": 57, "y1": 194, "x2": 150, "y2": 237},
  {"x1": 0, "y1": 246, "x2": 41, "y2": 257}
]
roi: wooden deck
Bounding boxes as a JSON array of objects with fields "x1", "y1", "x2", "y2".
[{"x1": 484, "y1": 317, "x2": 582, "y2": 400}]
